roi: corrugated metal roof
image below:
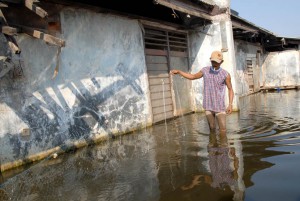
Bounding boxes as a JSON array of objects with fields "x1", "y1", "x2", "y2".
[
  {"x1": 277, "y1": 36, "x2": 300, "y2": 40},
  {"x1": 231, "y1": 13, "x2": 276, "y2": 36}
]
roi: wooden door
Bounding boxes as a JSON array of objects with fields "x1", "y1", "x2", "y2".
[
  {"x1": 246, "y1": 58, "x2": 254, "y2": 92},
  {"x1": 144, "y1": 28, "x2": 173, "y2": 123},
  {"x1": 144, "y1": 27, "x2": 190, "y2": 123}
]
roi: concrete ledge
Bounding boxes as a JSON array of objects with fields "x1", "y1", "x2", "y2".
[
  {"x1": 0, "y1": 121, "x2": 152, "y2": 173},
  {"x1": 260, "y1": 85, "x2": 300, "y2": 92},
  {"x1": 0, "y1": 135, "x2": 109, "y2": 173}
]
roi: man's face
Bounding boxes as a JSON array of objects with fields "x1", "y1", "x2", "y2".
[{"x1": 211, "y1": 60, "x2": 222, "y2": 68}]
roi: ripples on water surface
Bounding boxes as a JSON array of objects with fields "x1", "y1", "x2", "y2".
[{"x1": 1, "y1": 90, "x2": 300, "y2": 201}]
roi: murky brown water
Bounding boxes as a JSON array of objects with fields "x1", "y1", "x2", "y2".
[{"x1": 1, "y1": 90, "x2": 300, "y2": 201}]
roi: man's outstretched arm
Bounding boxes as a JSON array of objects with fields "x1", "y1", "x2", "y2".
[{"x1": 170, "y1": 69, "x2": 203, "y2": 80}]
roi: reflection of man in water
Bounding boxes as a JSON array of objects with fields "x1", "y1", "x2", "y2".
[
  {"x1": 207, "y1": 132, "x2": 238, "y2": 189},
  {"x1": 181, "y1": 132, "x2": 244, "y2": 200}
]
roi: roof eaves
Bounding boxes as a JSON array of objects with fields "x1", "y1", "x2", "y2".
[
  {"x1": 276, "y1": 36, "x2": 300, "y2": 41},
  {"x1": 193, "y1": 0, "x2": 215, "y2": 6},
  {"x1": 231, "y1": 13, "x2": 276, "y2": 36}
]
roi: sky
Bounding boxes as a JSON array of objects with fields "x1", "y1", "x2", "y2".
[{"x1": 230, "y1": 0, "x2": 300, "y2": 38}]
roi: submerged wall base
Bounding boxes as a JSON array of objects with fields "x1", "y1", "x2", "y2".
[{"x1": 1, "y1": 122, "x2": 152, "y2": 173}]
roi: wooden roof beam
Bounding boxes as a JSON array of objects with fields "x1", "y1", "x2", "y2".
[
  {"x1": 155, "y1": 0, "x2": 213, "y2": 21},
  {"x1": 0, "y1": 9, "x2": 21, "y2": 53},
  {"x1": 0, "y1": 2, "x2": 8, "y2": 7},
  {"x1": 24, "y1": 0, "x2": 48, "y2": 18},
  {"x1": 1, "y1": 25, "x2": 18, "y2": 35},
  {"x1": 0, "y1": 0, "x2": 22, "y2": 4},
  {"x1": 232, "y1": 21, "x2": 257, "y2": 33},
  {"x1": 19, "y1": 26, "x2": 65, "y2": 47}
]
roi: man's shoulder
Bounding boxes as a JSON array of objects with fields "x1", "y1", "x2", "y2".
[
  {"x1": 200, "y1": 66, "x2": 211, "y2": 72},
  {"x1": 220, "y1": 67, "x2": 229, "y2": 75}
]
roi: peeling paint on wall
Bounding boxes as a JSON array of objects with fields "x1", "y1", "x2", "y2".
[
  {"x1": 234, "y1": 40, "x2": 262, "y2": 96},
  {"x1": 0, "y1": 9, "x2": 150, "y2": 167},
  {"x1": 264, "y1": 51, "x2": 300, "y2": 87}
]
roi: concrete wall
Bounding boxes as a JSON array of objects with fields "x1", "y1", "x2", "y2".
[
  {"x1": 203, "y1": 0, "x2": 229, "y2": 8},
  {"x1": 0, "y1": 34, "x2": 10, "y2": 70},
  {"x1": 234, "y1": 40, "x2": 300, "y2": 94},
  {"x1": 0, "y1": 8, "x2": 151, "y2": 170},
  {"x1": 263, "y1": 50, "x2": 300, "y2": 87},
  {"x1": 234, "y1": 40, "x2": 262, "y2": 96}
]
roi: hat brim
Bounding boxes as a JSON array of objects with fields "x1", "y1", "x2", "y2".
[{"x1": 210, "y1": 58, "x2": 223, "y2": 63}]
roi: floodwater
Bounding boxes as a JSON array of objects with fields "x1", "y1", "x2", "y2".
[{"x1": 1, "y1": 90, "x2": 300, "y2": 201}]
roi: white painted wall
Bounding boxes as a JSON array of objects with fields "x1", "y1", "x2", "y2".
[
  {"x1": 203, "y1": 0, "x2": 230, "y2": 8},
  {"x1": 234, "y1": 40, "x2": 262, "y2": 96},
  {"x1": 263, "y1": 50, "x2": 300, "y2": 87}
]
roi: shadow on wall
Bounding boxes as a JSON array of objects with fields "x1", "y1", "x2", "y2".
[
  {"x1": 0, "y1": 9, "x2": 150, "y2": 171},
  {"x1": 0, "y1": 60, "x2": 145, "y2": 165}
]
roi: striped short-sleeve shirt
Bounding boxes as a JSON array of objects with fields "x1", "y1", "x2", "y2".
[{"x1": 200, "y1": 66, "x2": 229, "y2": 112}]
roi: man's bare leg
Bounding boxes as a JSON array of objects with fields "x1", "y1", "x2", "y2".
[
  {"x1": 216, "y1": 112, "x2": 226, "y2": 135},
  {"x1": 205, "y1": 110, "x2": 216, "y2": 132}
]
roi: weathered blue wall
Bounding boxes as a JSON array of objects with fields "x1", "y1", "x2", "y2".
[{"x1": 0, "y1": 8, "x2": 151, "y2": 170}]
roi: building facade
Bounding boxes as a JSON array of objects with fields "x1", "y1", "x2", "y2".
[{"x1": 0, "y1": 0, "x2": 299, "y2": 172}]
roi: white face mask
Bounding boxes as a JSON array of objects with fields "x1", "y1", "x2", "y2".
[{"x1": 210, "y1": 66, "x2": 221, "y2": 73}]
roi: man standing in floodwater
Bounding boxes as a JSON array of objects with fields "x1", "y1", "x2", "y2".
[{"x1": 170, "y1": 50, "x2": 234, "y2": 134}]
